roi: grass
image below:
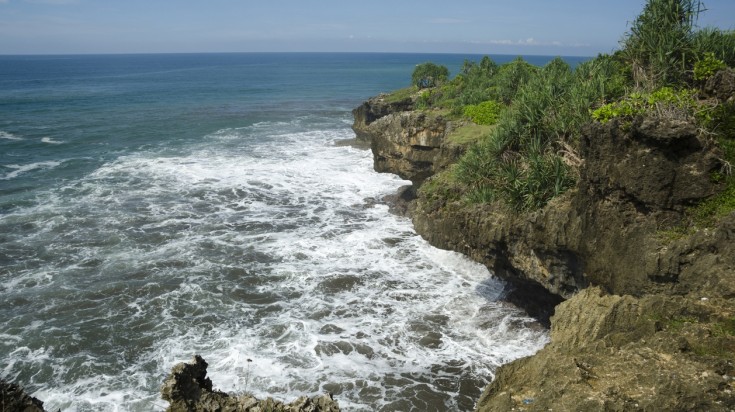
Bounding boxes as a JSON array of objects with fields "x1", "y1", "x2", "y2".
[
  {"x1": 382, "y1": 86, "x2": 417, "y2": 103},
  {"x1": 446, "y1": 123, "x2": 495, "y2": 145}
]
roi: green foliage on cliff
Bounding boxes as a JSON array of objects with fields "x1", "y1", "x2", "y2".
[
  {"x1": 463, "y1": 100, "x2": 503, "y2": 125},
  {"x1": 409, "y1": 0, "x2": 735, "y2": 212},
  {"x1": 694, "y1": 52, "x2": 727, "y2": 81},
  {"x1": 412, "y1": 62, "x2": 449, "y2": 89},
  {"x1": 591, "y1": 87, "x2": 698, "y2": 123}
]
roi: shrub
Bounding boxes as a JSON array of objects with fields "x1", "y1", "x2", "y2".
[
  {"x1": 693, "y1": 52, "x2": 727, "y2": 81},
  {"x1": 463, "y1": 100, "x2": 503, "y2": 125},
  {"x1": 591, "y1": 87, "x2": 698, "y2": 122},
  {"x1": 692, "y1": 28, "x2": 735, "y2": 67}
]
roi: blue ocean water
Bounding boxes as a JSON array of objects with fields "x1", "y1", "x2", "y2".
[{"x1": 0, "y1": 53, "x2": 573, "y2": 411}]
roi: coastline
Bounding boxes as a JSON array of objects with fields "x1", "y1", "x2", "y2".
[{"x1": 352, "y1": 78, "x2": 735, "y2": 410}]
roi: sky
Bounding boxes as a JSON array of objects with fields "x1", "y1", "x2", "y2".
[{"x1": 0, "y1": 0, "x2": 734, "y2": 56}]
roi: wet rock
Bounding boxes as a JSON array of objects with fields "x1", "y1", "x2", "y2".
[
  {"x1": 161, "y1": 355, "x2": 340, "y2": 411},
  {"x1": 0, "y1": 379, "x2": 46, "y2": 412}
]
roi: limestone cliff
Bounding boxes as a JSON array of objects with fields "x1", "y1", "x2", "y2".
[
  {"x1": 353, "y1": 78, "x2": 735, "y2": 410},
  {"x1": 352, "y1": 95, "x2": 467, "y2": 186}
]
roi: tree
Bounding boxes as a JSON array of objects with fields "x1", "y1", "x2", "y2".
[
  {"x1": 412, "y1": 62, "x2": 449, "y2": 89},
  {"x1": 621, "y1": 0, "x2": 705, "y2": 89}
]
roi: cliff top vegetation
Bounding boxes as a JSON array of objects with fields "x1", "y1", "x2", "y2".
[{"x1": 395, "y1": 0, "x2": 735, "y2": 216}]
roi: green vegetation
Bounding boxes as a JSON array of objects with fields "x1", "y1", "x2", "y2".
[
  {"x1": 412, "y1": 62, "x2": 449, "y2": 89},
  {"x1": 591, "y1": 87, "x2": 698, "y2": 123},
  {"x1": 383, "y1": 86, "x2": 417, "y2": 103},
  {"x1": 414, "y1": 0, "x2": 735, "y2": 213},
  {"x1": 463, "y1": 100, "x2": 503, "y2": 125},
  {"x1": 445, "y1": 123, "x2": 495, "y2": 145},
  {"x1": 694, "y1": 52, "x2": 727, "y2": 81}
]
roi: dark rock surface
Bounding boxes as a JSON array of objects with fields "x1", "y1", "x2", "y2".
[
  {"x1": 705, "y1": 67, "x2": 735, "y2": 102},
  {"x1": 161, "y1": 355, "x2": 340, "y2": 412},
  {"x1": 0, "y1": 379, "x2": 46, "y2": 412},
  {"x1": 414, "y1": 116, "x2": 727, "y2": 301}
]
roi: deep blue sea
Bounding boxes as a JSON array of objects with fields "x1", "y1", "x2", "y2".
[{"x1": 0, "y1": 53, "x2": 581, "y2": 411}]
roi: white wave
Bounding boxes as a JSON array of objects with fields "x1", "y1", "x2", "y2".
[
  {"x1": 41, "y1": 137, "x2": 64, "y2": 144},
  {"x1": 1, "y1": 160, "x2": 63, "y2": 180},
  {"x1": 0, "y1": 131, "x2": 23, "y2": 140},
  {"x1": 2, "y1": 122, "x2": 548, "y2": 412}
]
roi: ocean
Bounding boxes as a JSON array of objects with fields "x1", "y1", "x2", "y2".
[{"x1": 0, "y1": 53, "x2": 580, "y2": 411}]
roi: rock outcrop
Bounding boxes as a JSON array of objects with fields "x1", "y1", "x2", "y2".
[
  {"x1": 352, "y1": 95, "x2": 467, "y2": 186},
  {"x1": 414, "y1": 116, "x2": 727, "y2": 303},
  {"x1": 161, "y1": 355, "x2": 340, "y2": 412},
  {"x1": 475, "y1": 287, "x2": 735, "y2": 411},
  {"x1": 0, "y1": 379, "x2": 46, "y2": 412}
]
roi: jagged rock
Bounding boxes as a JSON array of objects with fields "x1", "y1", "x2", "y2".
[
  {"x1": 0, "y1": 379, "x2": 46, "y2": 412},
  {"x1": 412, "y1": 113, "x2": 730, "y2": 307},
  {"x1": 351, "y1": 93, "x2": 415, "y2": 141},
  {"x1": 161, "y1": 355, "x2": 340, "y2": 412},
  {"x1": 475, "y1": 288, "x2": 735, "y2": 411},
  {"x1": 353, "y1": 94, "x2": 735, "y2": 410},
  {"x1": 705, "y1": 67, "x2": 735, "y2": 102},
  {"x1": 352, "y1": 95, "x2": 467, "y2": 186}
]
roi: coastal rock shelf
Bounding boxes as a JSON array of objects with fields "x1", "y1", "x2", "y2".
[{"x1": 352, "y1": 77, "x2": 735, "y2": 410}]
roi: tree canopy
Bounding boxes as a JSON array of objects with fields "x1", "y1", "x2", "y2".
[{"x1": 412, "y1": 62, "x2": 449, "y2": 89}]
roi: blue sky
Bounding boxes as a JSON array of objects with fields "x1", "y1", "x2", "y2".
[{"x1": 0, "y1": 0, "x2": 733, "y2": 55}]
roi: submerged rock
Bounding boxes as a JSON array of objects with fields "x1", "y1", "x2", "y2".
[{"x1": 161, "y1": 355, "x2": 340, "y2": 412}]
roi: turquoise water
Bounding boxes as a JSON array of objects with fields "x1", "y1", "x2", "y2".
[{"x1": 0, "y1": 53, "x2": 571, "y2": 411}]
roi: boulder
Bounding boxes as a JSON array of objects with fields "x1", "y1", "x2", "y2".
[{"x1": 161, "y1": 355, "x2": 340, "y2": 412}]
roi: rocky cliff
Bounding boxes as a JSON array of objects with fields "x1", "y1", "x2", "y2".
[
  {"x1": 352, "y1": 95, "x2": 467, "y2": 187},
  {"x1": 353, "y1": 75, "x2": 735, "y2": 410}
]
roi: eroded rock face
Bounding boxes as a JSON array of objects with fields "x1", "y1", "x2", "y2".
[
  {"x1": 351, "y1": 95, "x2": 466, "y2": 186},
  {"x1": 475, "y1": 288, "x2": 735, "y2": 411},
  {"x1": 414, "y1": 115, "x2": 728, "y2": 302},
  {"x1": 161, "y1": 355, "x2": 340, "y2": 412},
  {"x1": 0, "y1": 379, "x2": 46, "y2": 412},
  {"x1": 370, "y1": 111, "x2": 466, "y2": 185},
  {"x1": 351, "y1": 94, "x2": 415, "y2": 141},
  {"x1": 705, "y1": 67, "x2": 735, "y2": 102},
  {"x1": 354, "y1": 94, "x2": 735, "y2": 411}
]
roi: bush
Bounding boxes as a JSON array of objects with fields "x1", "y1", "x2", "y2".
[
  {"x1": 591, "y1": 87, "x2": 698, "y2": 122},
  {"x1": 412, "y1": 62, "x2": 450, "y2": 89},
  {"x1": 693, "y1": 52, "x2": 727, "y2": 81},
  {"x1": 692, "y1": 28, "x2": 735, "y2": 67},
  {"x1": 463, "y1": 100, "x2": 503, "y2": 125}
]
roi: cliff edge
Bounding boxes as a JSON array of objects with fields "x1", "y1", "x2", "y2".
[{"x1": 353, "y1": 74, "x2": 735, "y2": 410}]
